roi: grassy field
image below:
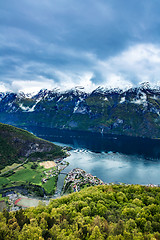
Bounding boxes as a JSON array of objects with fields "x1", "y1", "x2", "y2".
[
  {"x1": 0, "y1": 161, "x2": 57, "y2": 195},
  {"x1": 43, "y1": 176, "x2": 57, "y2": 195},
  {"x1": 9, "y1": 168, "x2": 42, "y2": 184},
  {"x1": 0, "y1": 177, "x2": 10, "y2": 188},
  {"x1": 1, "y1": 163, "x2": 21, "y2": 173},
  {"x1": 9, "y1": 162, "x2": 44, "y2": 184}
]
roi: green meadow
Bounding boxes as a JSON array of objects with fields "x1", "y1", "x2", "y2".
[
  {"x1": 0, "y1": 162, "x2": 57, "y2": 195},
  {"x1": 43, "y1": 176, "x2": 58, "y2": 195}
]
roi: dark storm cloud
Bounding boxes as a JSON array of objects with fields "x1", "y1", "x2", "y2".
[{"x1": 1, "y1": 0, "x2": 160, "y2": 92}]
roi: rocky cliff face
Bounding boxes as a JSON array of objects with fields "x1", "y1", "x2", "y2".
[{"x1": 1, "y1": 83, "x2": 160, "y2": 138}]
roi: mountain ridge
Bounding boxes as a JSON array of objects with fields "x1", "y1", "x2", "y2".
[{"x1": 1, "y1": 83, "x2": 160, "y2": 138}]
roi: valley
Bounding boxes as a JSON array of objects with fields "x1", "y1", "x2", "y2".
[
  {"x1": 1, "y1": 119, "x2": 160, "y2": 239},
  {"x1": 1, "y1": 122, "x2": 160, "y2": 213},
  {"x1": 0, "y1": 123, "x2": 69, "y2": 211}
]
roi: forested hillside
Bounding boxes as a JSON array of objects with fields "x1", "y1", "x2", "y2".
[
  {"x1": 0, "y1": 123, "x2": 65, "y2": 171},
  {"x1": 1, "y1": 184, "x2": 160, "y2": 239}
]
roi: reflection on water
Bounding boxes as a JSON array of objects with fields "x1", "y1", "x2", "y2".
[
  {"x1": 24, "y1": 126, "x2": 160, "y2": 185},
  {"x1": 24, "y1": 126, "x2": 160, "y2": 159},
  {"x1": 57, "y1": 148, "x2": 160, "y2": 185}
]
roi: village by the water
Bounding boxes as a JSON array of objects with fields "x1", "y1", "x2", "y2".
[
  {"x1": 0, "y1": 156, "x2": 105, "y2": 212},
  {"x1": 63, "y1": 168, "x2": 104, "y2": 193},
  {"x1": 1, "y1": 151, "x2": 159, "y2": 212}
]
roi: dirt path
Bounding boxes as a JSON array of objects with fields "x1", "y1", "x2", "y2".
[{"x1": 39, "y1": 161, "x2": 56, "y2": 169}]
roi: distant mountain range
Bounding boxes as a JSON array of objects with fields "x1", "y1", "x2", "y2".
[{"x1": 1, "y1": 82, "x2": 160, "y2": 138}]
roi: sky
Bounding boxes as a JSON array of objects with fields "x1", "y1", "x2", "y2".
[{"x1": 1, "y1": 0, "x2": 160, "y2": 93}]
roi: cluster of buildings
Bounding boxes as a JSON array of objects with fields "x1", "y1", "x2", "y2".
[
  {"x1": 63, "y1": 168, "x2": 104, "y2": 193},
  {"x1": 42, "y1": 169, "x2": 58, "y2": 183},
  {"x1": 4, "y1": 192, "x2": 21, "y2": 211}
]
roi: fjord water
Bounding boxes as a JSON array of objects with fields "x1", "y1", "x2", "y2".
[{"x1": 26, "y1": 126, "x2": 160, "y2": 185}]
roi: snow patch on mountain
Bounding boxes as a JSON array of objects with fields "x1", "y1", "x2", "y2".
[
  {"x1": 19, "y1": 103, "x2": 37, "y2": 112},
  {"x1": 131, "y1": 92, "x2": 148, "y2": 107},
  {"x1": 74, "y1": 105, "x2": 87, "y2": 114},
  {"x1": 150, "y1": 95, "x2": 159, "y2": 100},
  {"x1": 19, "y1": 104, "x2": 31, "y2": 112},
  {"x1": 104, "y1": 97, "x2": 108, "y2": 101},
  {"x1": 57, "y1": 96, "x2": 64, "y2": 102},
  {"x1": 0, "y1": 92, "x2": 6, "y2": 101},
  {"x1": 19, "y1": 97, "x2": 43, "y2": 112},
  {"x1": 120, "y1": 97, "x2": 125, "y2": 103},
  {"x1": 149, "y1": 107, "x2": 160, "y2": 116},
  {"x1": 73, "y1": 97, "x2": 86, "y2": 114},
  {"x1": 73, "y1": 101, "x2": 80, "y2": 113}
]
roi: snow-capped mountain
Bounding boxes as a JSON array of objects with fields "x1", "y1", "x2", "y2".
[{"x1": 1, "y1": 83, "x2": 160, "y2": 138}]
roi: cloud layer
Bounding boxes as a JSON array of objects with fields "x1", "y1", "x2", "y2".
[{"x1": 1, "y1": 0, "x2": 160, "y2": 92}]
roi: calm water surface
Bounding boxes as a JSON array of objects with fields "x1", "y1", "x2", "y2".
[
  {"x1": 61, "y1": 149, "x2": 160, "y2": 185},
  {"x1": 25, "y1": 126, "x2": 160, "y2": 185}
]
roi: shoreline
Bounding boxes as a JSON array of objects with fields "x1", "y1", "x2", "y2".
[
  {"x1": 1, "y1": 147, "x2": 160, "y2": 211},
  {"x1": 17, "y1": 124, "x2": 160, "y2": 141},
  {"x1": 1, "y1": 161, "x2": 160, "y2": 212}
]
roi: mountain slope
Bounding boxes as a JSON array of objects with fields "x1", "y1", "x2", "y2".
[
  {"x1": 1, "y1": 83, "x2": 160, "y2": 138},
  {"x1": 0, "y1": 123, "x2": 65, "y2": 170}
]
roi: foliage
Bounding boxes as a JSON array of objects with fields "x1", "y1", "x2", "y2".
[
  {"x1": 1, "y1": 184, "x2": 160, "y2": 239},
  {"x1": 0, "y1": 122, "x2": 66, "y2": 170}
]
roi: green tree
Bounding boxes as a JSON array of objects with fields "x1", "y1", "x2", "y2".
[
  {"x1": 18, "y1": 224, "x2": 43, "y2": 240},
  {"x1": 125, "y1": 219, "x2": 137, "y2": 233},
  {"x1": 81, "y1": 206, "x2": 91, "y2": 216},
  {"x1": 144, "y1": 221, "x2": 152, "y2": 233},
  {"x1": 89, "y1": 226, "x2": 104, "y2": 240},
  {"x1": 0, "y1": 222, "x2": 10, "y2": 240},
  {"x1": 15, "y1": 209, "x2": 30, "y2": 229},
  {"x1": 114, "y1": 220, "x2": 124, "y2": 235}
]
